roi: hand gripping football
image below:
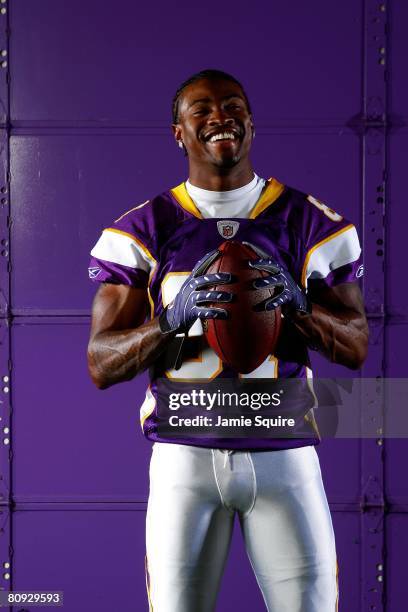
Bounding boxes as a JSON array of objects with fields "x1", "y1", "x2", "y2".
[{"x1": 202, "y1": 241, "x2": 282, "y2": 373}]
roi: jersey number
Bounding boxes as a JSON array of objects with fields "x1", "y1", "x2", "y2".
[{"x1": 307, "y1": 195, "x2": 343, "y2": 222}]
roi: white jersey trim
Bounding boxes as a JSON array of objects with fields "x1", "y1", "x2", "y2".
[
  {"x1": 90, "y1": 228, "x2": 153, "y2": 273},
  {"x1": 303, "y1": 225, "x2": 361, "y2": 288}
]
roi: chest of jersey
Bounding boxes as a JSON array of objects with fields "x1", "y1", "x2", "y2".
[{"x1": 150, "y1": 216, "x2": 303, "y2": 318}]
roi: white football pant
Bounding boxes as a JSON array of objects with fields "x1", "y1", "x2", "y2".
[{"x1": 146, "y1": 444, "x2": 337, "y2": 612}]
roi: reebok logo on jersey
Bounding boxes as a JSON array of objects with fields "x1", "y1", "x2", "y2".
[
  {"x1": 88, "y1": 267, "x2": 101, "y2": 279},
  {"x1": 217, "y1": 220, "x2": 239, "y2": 239},
  {"x1": 356, "y1": 264, "x2": 364, "y2": 278}
]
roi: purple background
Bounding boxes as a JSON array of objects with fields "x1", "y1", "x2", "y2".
[{"x1": 0, "y1": 0, "x2": 406, "y2": 610}]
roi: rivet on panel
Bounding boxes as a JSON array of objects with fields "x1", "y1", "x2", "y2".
[
  {"x1": 1, "y1": 198, "x2": 8, "y2": 204},
  {"x1": 379, "y1": 58, "x2": 385, "y2": 66},
  {"x1": 376, "y1": 439, "x2": 383, "y2": 446},
  {"x1": 0, "y1": 8, "x2": 6, "y2": 14},
  {"x1": 0, "y1": 50, "x2": 6, "y2": 57},
  {"x1": 1, "y1": 250, "x2": 8, "y2": 257},
  {"x1": 3, "y1": 572, "x2": 10, "y2": 580},
  {"x1": 3, "y1": 427, "x2": 9, "y2": 434},
  {"x1": 3, "y1": 438, "x2": 9, "y2": 445},
  {"x1": 2, "y1": 376, "x2": 9, "y2": 383},
  {"x1": 2, "y1": 386, "x2": 9, "y2": 393},
  {"x1": 0, "y1": 187, "x2": 7, "y2": 193},
  {"x1": 379, "y1": 47, "x2": 385, "y2": 55},
  {"x1": 377, "y1": 574, "x2": 383, "y2": 582},
  {"x1": 377, "y1": 564, "x2": 383, "y2": 571},
  {"x1": 1, "y1": 61, "x2": 7, "y2": 68},
  {"x1": 3, "y1": 562, "x2": 9, "y2": 569}
]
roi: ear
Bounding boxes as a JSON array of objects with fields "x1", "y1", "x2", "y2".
[{"x1": 172, "y1": 124, "x2": 183, "y2": 147}]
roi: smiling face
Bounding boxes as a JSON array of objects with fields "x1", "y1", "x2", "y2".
[{"x1": 172, "y1": 78, "x2": 254, "y2": 185}]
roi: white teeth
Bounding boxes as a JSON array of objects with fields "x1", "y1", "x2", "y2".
[{"x1": 209, "y1": 132, "x2": 236, "y2": 143}]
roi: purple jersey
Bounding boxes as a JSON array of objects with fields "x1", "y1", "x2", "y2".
[{"x1": 89, "y1": 178, "x2": 362, "y2": 450}]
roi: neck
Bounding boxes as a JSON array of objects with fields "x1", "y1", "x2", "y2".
[{"x1": 188, "y1": 162, "x2": 255, "y2": 191}]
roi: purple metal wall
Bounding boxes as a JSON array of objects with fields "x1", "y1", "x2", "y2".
[{"x1": 0, "y1": 0, "x2": 406, "y2": 610}]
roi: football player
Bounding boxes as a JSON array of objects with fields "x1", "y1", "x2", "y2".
[{"x1": 87, "y1": 69, "x2": 368, "y2": 611}]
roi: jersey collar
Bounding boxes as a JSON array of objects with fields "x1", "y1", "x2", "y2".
[
  {"x1": 170, "y1": 177, "x2": 285, "y2": 219},
  {"x1": 248, "y1": 178, "x2": 285, "y2": 219}
]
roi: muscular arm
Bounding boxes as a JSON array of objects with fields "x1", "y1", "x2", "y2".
[
  {"x1": 87, "y1": 283, "x2": 175, "y2": 389},
  {"x1": 289, "y1": 283, "x2": 369, "y2": 369}
]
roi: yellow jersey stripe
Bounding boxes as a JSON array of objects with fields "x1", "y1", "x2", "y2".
[
  {"x1": 114, "y1": 200, "x2": 150, "y2": 223},
  {"x1": 248, "y1": 177, "x2": 285, "y2": 219},
  {"x1": 170, "y1": 183, "x2": 203, "y2": 219},
  {"x1": 147, "y1": 285, "x2": 155, "y2": 319}
]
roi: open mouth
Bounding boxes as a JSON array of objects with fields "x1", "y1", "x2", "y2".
[
  {"x1": 203, "y1": 128, "x2": 241, "y2": 144},
  {"x1": 209, "y1": 131, "x2": 237, "y2": 143},
  {"x1": 201, "y1": 125, "x2": 241, "y2": 143}
]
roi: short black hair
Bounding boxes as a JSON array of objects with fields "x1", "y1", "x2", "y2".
[{"x1": 172, "y1": 69, "x2": 251, "y2": 124}]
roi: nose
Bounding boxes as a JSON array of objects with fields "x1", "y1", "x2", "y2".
[{"x1": 207, "y1": 108, "x2": 235, "y2": 127}]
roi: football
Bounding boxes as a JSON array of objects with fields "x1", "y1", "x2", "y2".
[{"x1": 203, "y1": 240, "x2": 282, "y2": 373}]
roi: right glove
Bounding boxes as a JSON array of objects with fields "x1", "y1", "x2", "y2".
[
  {"x1": 244, "y1": 241, "x2": 311, "y2": 315},
  {"x1": 159, "y1": 249, "x2": 233, "y2": 334}
]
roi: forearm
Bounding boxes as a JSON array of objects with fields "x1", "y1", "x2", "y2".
[
  {"x1": 289, "y1": 303, "x2": 369, "y2": 369},
  {"x1": 87, "y1": 317, "x2": 174, "y2": 389}
]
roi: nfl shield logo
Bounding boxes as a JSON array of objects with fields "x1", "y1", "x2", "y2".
[{"x1": 217, "y1": 220, "x2": 239, "y2": 239}]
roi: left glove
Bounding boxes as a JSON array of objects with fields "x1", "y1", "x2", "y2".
[
  {"x1": 159, "y1": 249, "x2": 233, "y2": 334},
  {"x1": 244, "y1": 242, "x2": 311, "y2": 315}
]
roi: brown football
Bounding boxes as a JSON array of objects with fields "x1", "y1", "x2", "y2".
[{"x1": 203, "y1": 240, "x2": 282, "y2": 373}]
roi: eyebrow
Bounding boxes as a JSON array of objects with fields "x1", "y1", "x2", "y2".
[{"x1": 188, "y1": 94, "x2": 245, "y2": 109}]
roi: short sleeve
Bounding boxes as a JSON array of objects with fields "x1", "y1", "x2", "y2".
[
  {"x1": 301, "y1": 195, "x2": 363, "y2": 290},
  {"x1": 88, "y1": 224, "x2": 155, "y2": 288}
]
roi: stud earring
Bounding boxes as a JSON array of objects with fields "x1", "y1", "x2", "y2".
[{"x1": 178, "y1": 141, "x2": 184, "y2": 149}]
